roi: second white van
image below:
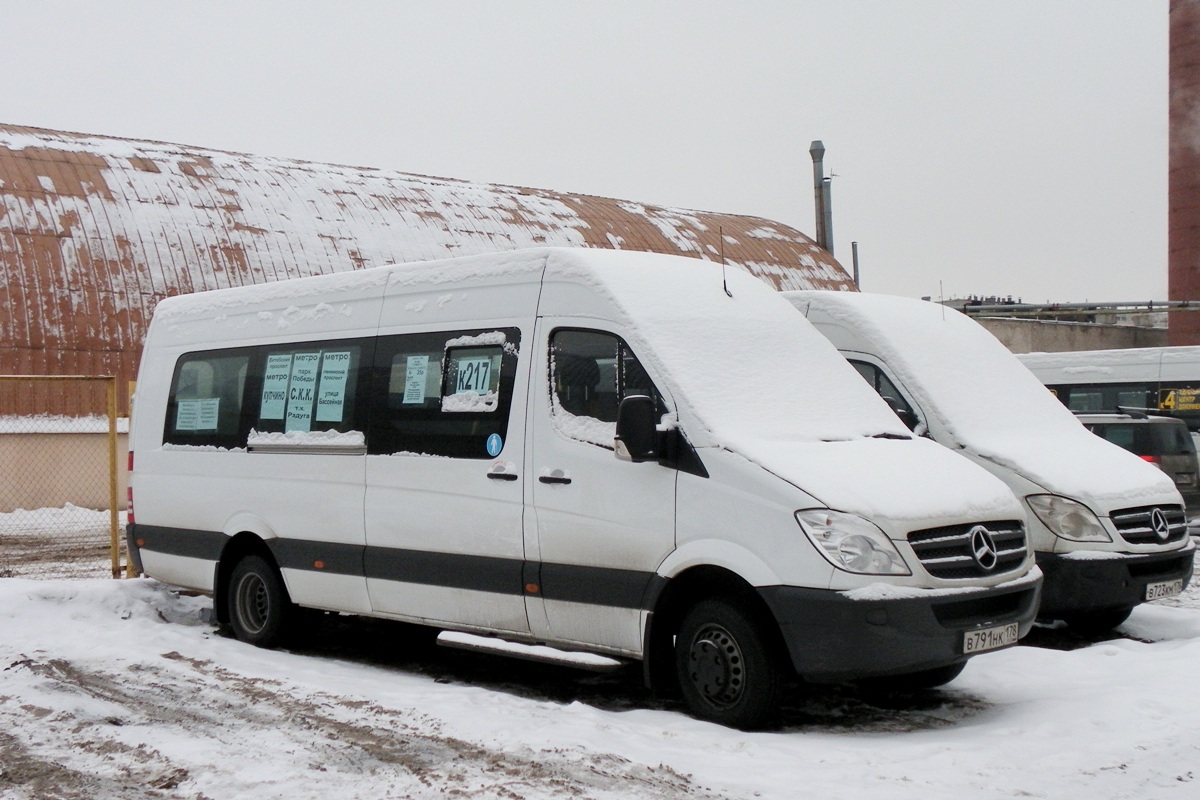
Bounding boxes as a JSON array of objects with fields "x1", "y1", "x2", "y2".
[{"x1": 788, "y1": 290, "x2": 1195, "y2": 631}]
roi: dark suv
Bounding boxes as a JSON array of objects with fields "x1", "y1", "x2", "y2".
[{"x1": 1078, "y1": 413, "x2": 1200, "y2": 517}]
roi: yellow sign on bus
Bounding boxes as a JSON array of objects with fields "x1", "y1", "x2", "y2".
[{"x1": 1159, "y1": 388, "x2": 1200, "y2": 411}]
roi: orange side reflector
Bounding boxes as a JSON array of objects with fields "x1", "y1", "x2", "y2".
[
  {"x1": 524, "y1": 583, "x2": 540, "y2": 594},
  {"x1": 313, "y1": 560, "x2": 325, "y2": 570}
]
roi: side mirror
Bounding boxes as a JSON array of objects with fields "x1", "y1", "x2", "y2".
[{"x1": 614, "y1": 395, "x2": 658, "y2": 462}]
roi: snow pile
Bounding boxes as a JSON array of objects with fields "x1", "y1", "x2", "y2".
[
  {"x1": 246, "y1": 429, "x2": 366, "y2": 447},
  {"x1": 441, "y1": 392, "x2": 499, "y2": 413},
  {"x1": 0, "y1": 504, "x2": 123, "y2": 536},
  {"x1": 0, "y1": 415, "x2": 129, "y2": 434}
]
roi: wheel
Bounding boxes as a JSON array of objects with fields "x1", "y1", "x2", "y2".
[
  {"x1": 675, "y1": 598, "x2": 783, "y2": 730},
  {"x1": 228, "y1": 554, "x2": 293, "y2": 648},
  {"x1": 857, "y1": 661, "x2": 966, "y2": 694},
  {"x1": 1062, "y1": 605, "x2": 1133, "y2": 633}
]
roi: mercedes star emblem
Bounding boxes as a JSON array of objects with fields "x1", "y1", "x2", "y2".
[
  {"x1": 969, "y1": 525, "x2": 999, "y2": 571},
  {"x1": 1150, "y1": 508, "x2": 1171, "y2": 541}
]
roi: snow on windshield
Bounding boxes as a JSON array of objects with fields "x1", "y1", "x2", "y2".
[
  {"x1": 790, "y1": 291, "x2": 1177, "y2": 503},
  {"x1": 544, "y1": 250, "x2": 909, "y2": 448}
]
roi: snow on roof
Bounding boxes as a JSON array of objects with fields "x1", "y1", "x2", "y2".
[
  {"x1": 542, "y1": 249, "x2": 906, "y2": 445},
  {"x1": 0, "y1": 123, "x2": 852, "y2": 415},
  {"x1": 1018, "y1": 345, "x2": 1200, "y2": 383}
]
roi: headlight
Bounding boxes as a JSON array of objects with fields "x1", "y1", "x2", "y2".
[
  {"x1": 1026, "y1": 494, "x2": 1111, "y2": 542},
  {"x1": 795, "y1": 509, "x2": 911, "y2": 575}
]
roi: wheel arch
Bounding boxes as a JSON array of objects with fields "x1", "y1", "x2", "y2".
[
  {"x1": 642, "y1": 563, "x2": 788, "y2": 695},
  {"x1": 213, "y1": 532, "x2": 281, "y2": 626}
]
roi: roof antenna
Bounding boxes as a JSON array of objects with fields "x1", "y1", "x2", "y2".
[{"x1": 720, "y1": 226, "x2": 733, "y2": 297}]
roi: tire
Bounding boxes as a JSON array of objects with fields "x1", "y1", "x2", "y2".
[
  {"x1": 227, "y1": 554, "x2": 293, "y2": 648},
  {"x1": 857, "y1": 661, "x2": 966, "y2": 694},
  {"x1": 675, "y1": 598, "x2": 783, "y2": 730},
  {"x1": 1062, "y1": 605, "x2": 1133, "y2": 634}
]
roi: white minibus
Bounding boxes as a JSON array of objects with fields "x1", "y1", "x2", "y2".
[
  {"x1": 1017, "y1": 345, "x2": 1200, "y2": 426},
  {"x1": 788, "y1": 291, "x2": 1195, "y2": 631},
  {"x1": 128, "y1": 248, "x2": 1041, "y2": 729}
]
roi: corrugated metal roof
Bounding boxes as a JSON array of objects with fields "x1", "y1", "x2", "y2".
[{"x1": 0, "y1": 122, "x2": 853, "y2": 415}]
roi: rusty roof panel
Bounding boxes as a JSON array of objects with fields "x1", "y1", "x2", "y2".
[{"x1": 1, "y1": 122, "x2": 855, "y2": 415}]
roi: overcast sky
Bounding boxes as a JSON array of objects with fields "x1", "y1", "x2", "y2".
[{"x1": 0, "y1": 1, "x2": 1168, "y2": 303}]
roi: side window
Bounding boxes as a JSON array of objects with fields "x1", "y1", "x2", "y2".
[
  {"x1": 550, "y1": 329, "x2": 664, "y2": 448},
  {"x1": 848, "y1": 360, "x2": 917, "y2": 428},
  {"x1": 1066, "y1": 389, "x2": 1104, "y2": 412},
  {"x1": 1090, "y1": 424, "x2": 1135, "y2": 452},
  {"x1": 252, "y1": 341, "x2": 367, "y2": 436},
  {"x1": 164, "y1": 350, "x2": 252, "y2": 447},
  {"x1": 370, "y1": 328, "x2": 520, "y2": 458}
]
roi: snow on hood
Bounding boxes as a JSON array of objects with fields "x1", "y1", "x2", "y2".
[
  {"x1": 788, "y1": 291, "x2": 1179, "y2": 507},
  {"x1": 542, "y1": 250, "x2": 1021, "y2": 525},
  {"x1": 740, "y1": 435, "x2": 1022, "y2": 531}
]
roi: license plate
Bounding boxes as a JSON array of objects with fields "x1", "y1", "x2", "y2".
[
  {"x1": 1146, "y1": 579, "x2": 1184, "y2": 601},
  {"x1": 963, "y1": 622, "x2": 1019, "y2": 654}
]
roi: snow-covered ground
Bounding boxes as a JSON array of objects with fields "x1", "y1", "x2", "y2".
[
  {"x1": 1, "y1": 572, "x2": 1198, "y2": 799},
  {"x1": 0, "y1": 507, "x2": 126, "y2": 580}
]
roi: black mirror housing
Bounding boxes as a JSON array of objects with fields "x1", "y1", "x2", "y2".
[{"x1": 614, "y1": 395, "x2": 658, "y2": 462}]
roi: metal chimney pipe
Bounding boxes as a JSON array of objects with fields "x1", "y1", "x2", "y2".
[
  {"x1": 809, "y1": 140, "x2": 834, "y2": 255},
  {"x1": 809, "y1": 140, "x2": 827, "y2": 251}
]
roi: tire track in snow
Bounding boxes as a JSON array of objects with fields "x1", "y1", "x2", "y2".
[{"x1": 1, "y1": 652, "x2": 731, "y2": 799}]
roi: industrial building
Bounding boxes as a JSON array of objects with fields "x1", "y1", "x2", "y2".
[{"x1": 0, "y1": 122, "x2": 854, "y2": 416}]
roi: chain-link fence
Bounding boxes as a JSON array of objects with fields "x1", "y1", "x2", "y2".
[{"x1": 0, "y1": 376, "x2": 125, "y2": 579}]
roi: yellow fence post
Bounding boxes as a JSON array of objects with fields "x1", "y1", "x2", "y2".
[{"x1": 108, "y1": 377, "x2": 120, "y2": 578}]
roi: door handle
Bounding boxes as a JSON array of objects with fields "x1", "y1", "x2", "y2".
[
  {"x1": 538, "y1": 475, "x2": 572, "y2": 485},
  {"x1": 487, "y1": 472, "x2": 519, "y2": 481}
]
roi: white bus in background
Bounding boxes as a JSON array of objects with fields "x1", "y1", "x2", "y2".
[
  {"x1": 1017, "y1": 346, "x2": 1200, "y2": 431},
  {"x1": 127, "y1": 248, "x2": 1042, "y2": 730},
  {"x1": 787, "y1": 292, "x2": 1195, "y2": 632}
]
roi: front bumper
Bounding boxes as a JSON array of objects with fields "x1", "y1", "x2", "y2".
[
  {"x1": 1035, "y1": 545, "x2": 1195, "y2": 618},
  {"x1": 757, "y1": 571, "x2": 1042, "y2": 683}
]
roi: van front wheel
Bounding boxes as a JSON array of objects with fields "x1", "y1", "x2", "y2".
[
  {"x1": 675, "y1": 598, "x2": 782, "y2": 730},
  {"x1": 228, "y1": 555, "x2": 292, "y2": 648}
]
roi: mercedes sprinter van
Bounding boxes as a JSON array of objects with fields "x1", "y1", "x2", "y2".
[
  {"x1": 788, "y1": 290, "x2": 1194, "y2": 631},
  {"x1": 129, "y1": 249, "x2": 1041, "y2": 728}
]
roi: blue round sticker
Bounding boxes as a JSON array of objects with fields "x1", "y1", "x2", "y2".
[{"x1": 486, "y1": 433, "x2": 503, "y2": 457}]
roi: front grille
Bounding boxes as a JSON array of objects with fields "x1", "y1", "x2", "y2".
[
  {"x1": 907, "y1": 520, "x2": 1028, "y2": 579},
  {"x1": 1110, "y1": 505, "x2": 1188, "y2": 545}
]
